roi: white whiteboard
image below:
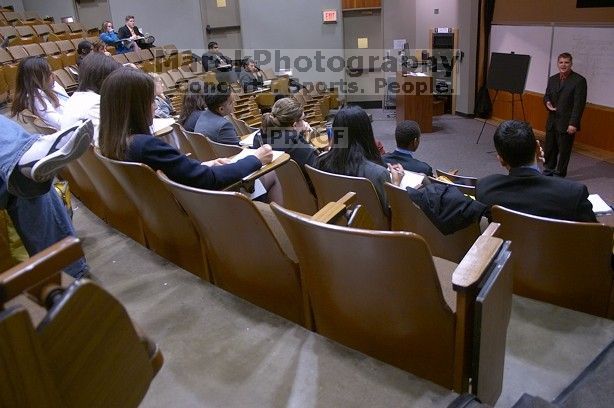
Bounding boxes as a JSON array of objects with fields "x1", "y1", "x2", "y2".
[
  {"x1": 490, "y1": 25, "x2": 552, "y2": 94},
  {"x1": 552, "y1": 27, "x2": 614, "y2": 107}
]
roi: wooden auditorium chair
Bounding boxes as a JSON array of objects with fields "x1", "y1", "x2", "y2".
[
  {"x1": 386, "y1": 182, "x2": 481, "y2": 263},
  {"x1": 274, "y1": 159, "x2": 318, "y2": 215},
  {"x1": 158, "y1": 172, "x2": 307, "y2": 325},
  {"x1": 271, "y1": 203, "x2": 513, "y2": 404},
  {"x1": 94, "y1": 150, "x2": 209, "y2": 280},
  {"x1": 0, "y1": 237, "x2": 162, "y2": 408},
  {"x1": 305, "y1": 164, "x2": 389, "y2": 230},
  {"x1": 491, "y1": 205, "x2": 614, "y2": 318}
]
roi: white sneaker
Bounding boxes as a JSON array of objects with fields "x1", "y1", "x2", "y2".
[{"x1": 20, "y1": 120, "x2": 94, "y2": 182}]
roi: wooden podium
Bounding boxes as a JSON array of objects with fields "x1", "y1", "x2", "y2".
[{"x1": 395, "y1": 72, "x2": 433, "y2": 133}]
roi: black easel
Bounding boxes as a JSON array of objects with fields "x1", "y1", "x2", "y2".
[
  {"x1": 476, "y1": 52, "x2": 531, "y2": 143},
  {"x1": 476, "y1": 90, "x2": 527, "y2": 143}
]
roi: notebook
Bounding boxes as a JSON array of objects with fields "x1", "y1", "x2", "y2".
[
  {"x1": 398, "y1": 170, "x2": 425, "y2": 189},
  {"x1": 588, "y1": 194, "x2": 613, "y2": 215}
]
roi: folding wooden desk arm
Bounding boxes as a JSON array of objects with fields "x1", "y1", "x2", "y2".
[
  {"x1": 0, "y1": 236, "x2": 81, "y2": 308},
  {"x1": 450, "y1": 225, "x2": 508, "y2": 393},
  {"x1": 223, "y1": 152, "x2": 290, "y2": 193}
]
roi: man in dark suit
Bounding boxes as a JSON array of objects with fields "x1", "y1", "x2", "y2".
[
  {"x1": 202, "y1": 42, "x2": 233, "y2": 72},
  {"x1": 476, "y1": 120, "x2": 596, "y2": 223},
  {"x1": 543, "y1": 52, "x2": 587, "y2": 178},
  {"x1": 382, "y1": 120, "x2": 433, "y2": 176},
  {"x1": 118, "y1": 15, "x2": 154, "y2": 49}
]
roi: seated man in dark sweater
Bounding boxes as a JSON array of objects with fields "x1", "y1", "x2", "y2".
[
  {"x1": 383, "y1": 120, "x2": 433, "y2": 176},
  {"x1": 476, "y1": 120, "x2": 596, "y2": 222}
]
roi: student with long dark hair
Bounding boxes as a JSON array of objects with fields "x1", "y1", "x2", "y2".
[
  {"x1": 178, "y1": 79, "x2": 208, "y2": 132},
  {"x1": 98, "y1": 68, "x2": 272, "y2": 190},
  {"x1": 314, "y1": 105, "x2": 404, "y2": 210},
  {"x1": 10, "y1": 56, "x2": 69, "y2": 129}
]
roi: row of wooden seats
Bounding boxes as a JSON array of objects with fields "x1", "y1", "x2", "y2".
[
  {"x1": 0, "y1": 237, "x2": 162, "y2": 407},
  {"x1": 164, "y1": 123, "x2": 613, "y2": 322},
  {"x1": 290, "y1": 162, "x2": 614, "y2": 320},
  {"x1": 0, "y1": 21, "x2": 96, "y2": 46},
  {"x1": 0, "y1": 9, "x2": 51, "y2": 27},
  {"x1": 49, "y1": 128, "x2": 513, "y2": 402}
]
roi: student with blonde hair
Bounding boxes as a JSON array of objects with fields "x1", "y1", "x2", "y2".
[
  {"x1": 254, "y1": 97, "x2": 318, "y2": 175},
  {"x1": 149, "y1": 73, "x2": 175, "y2": 118}
]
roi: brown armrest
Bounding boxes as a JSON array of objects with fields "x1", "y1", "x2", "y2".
[
  {"x1": 0, "y1": 237, "x2": 83, "y2": 304},
  {"x1": 452, "y1": 234, "x2": 504, "y2": 291},
  {"x1": 482, "y1": 222, "x2": 500, "y2": 237},
  {"x1": 311, "y1": 192, "x2": 356, "y2": 224}
]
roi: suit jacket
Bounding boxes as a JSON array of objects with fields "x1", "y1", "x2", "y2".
[
  {"x1": 382, "y1": 149, "x2": 433, "y2": 176},
  {"x1": 476, "y1": 167, "x2": 596, "y2": 222},
  {"x1": 194, "y1": 109, "x2": 240, "y2": 145},
  {"x1": 201, "y1": 51, "x2": 232, "y2": 72},
  {"x1": 128, "y1": 134, "x2": 260, "y2": 190},
  {"x1": 117, "y1": 25, "x2": 144, "y2": 40},
  {"x1": 543, "y1": 71, "x2": 587, "y2": 132},
  {"x1": 239, "y1": 69, "x2": 263, "y2": 92}
]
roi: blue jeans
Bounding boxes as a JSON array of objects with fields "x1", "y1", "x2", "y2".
[
  {"x1": 0, "y1": 117, "x2": 88, "y2": 278},
  {"x1": 0, "y1": 116, "x2": 51, "y2": 199}
]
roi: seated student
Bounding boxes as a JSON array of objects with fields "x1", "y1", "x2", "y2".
[
  {"x1": 0, "y1": 116, "x2": 93, "y2": 278},
  {"x1": 254, "y1": 97, "x2": 318, "y2": 176},
  {"x1": 239, "y1": 57, "x2": 264, "y2": 93},
  {"x1": 98, "y1": 67, "x2": 273, "y2": 190},
  {"x1": 314, "y1": 106, "x2": 404, "y2": 211},
  {"x1": 383, "y1": 120, "x2": 433, "y2": 176},
  {"x1": 476, "y1": 120, "x2": 596, "y2": 223},
  {"x1": 61, "y1": 53, "x2": 122, "y2": 146},
  {"x1": 92, "y1": 40, "x2": 111, "y2": 57},
  {"x1": 100, "y1": 20, "x2": 139, "y2": 54},
  {"x1": 194, "y1": 83, "x2": 240, "y2": 145},
  {"x1": 202, "y1": 41, "x2": 233, "y2": 72},
  {"x1": 76, "y1": 40, "x2": 92, "y2": 66},
  {"x1": 149, "y1": 73, "x2": 176, "y2": 118},
  {"x1": 178, "y1": 79, "x2": 208, "y2": 132},
  {"x1": 117, "y1": 15, "x2": 154, "y2": 49},
  {"x1": 10, "y1": 56, "x2": 69, "y2": 130}
]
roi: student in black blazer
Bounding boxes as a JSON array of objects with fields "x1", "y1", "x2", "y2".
[
  {"x1": 543, "y1": 52, "x2": 587, "y2": 178},
  {"x1": 117, "y1": 15, "x2": 154, "y2": 49},
  {"x1": 382, "y1": 120, "x2": 433, "y2": 176},
  {"x1": 476, "y1": 120, "x2": 596, "y2": 223}
]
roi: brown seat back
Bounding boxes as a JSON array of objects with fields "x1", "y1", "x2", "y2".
[
  {"x1": 206, "y1": 137, "x2": 243, "y2": 159},
  {"x1": 78, "y1": 147, "x2": 146, "y2": 246},
  {"x1": 386, "y1": 183, "x2": 480, "y2": 263},
  {"x1": 158, "y1": 172, "x2": 306, "y2": 325},
  {"x1": 170, "y1": 123, "x2": 197, "y2": 157},
  {"x1": 0, "y1": 237, "x2": 161, "y2": 407},
  {"x1": 6, "y1": 45, "x2": 27, "y2": 62},
  {"x1": 491, "y1": 205, "x2": 614, "y2": 317},
  {"x1": 305, "y1": 164, "x2": 389, "y2": 230},
  {"x1": 23, "y1": 43, "x2": 45, "y2": 57},
  {"x1": 112, "y1": 53, "x2": 129, "y2": 64},
  {"x1": 270, "y1": 202, "x2": 457, "y2": 387},
  {"x1": 275, "y1": 160, "x2": 318, "y2": 215},
  {"x1": 181, "y1": 128, "x2": 218, "y2": 161},
  {"x1": 95, "y1": 151, "x2": 209, "y2": 280}
]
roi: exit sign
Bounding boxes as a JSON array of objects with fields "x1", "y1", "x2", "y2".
[{"x1": 322, "y1": 9, "x2": 337, "y2": 23}]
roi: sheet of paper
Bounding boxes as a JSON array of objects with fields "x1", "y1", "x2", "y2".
[
  {"x1": 216, "y1": 0, "x2": 227, "y2": 7},
  {"x1": 357, "y1": 37, "x2": 369, "y2": 49},
  {"x1": 152, "y1": 118, "x2": 175, "y2": 134},
  {"x1": 588, "y1": 194, "x2": 613, "y2": 214},
  {"x1": 230, "y1": 149, "x2": 284, "y2": 165},
  {"x1": 398, "y1": 170, "x2": 425, "y2": 189},
  {"x1": 239, "y1": 130, "x2": 260, "y2": 147},
  {"x1": 262, "y1": 80, "x2": 272, "y2": 86}
]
